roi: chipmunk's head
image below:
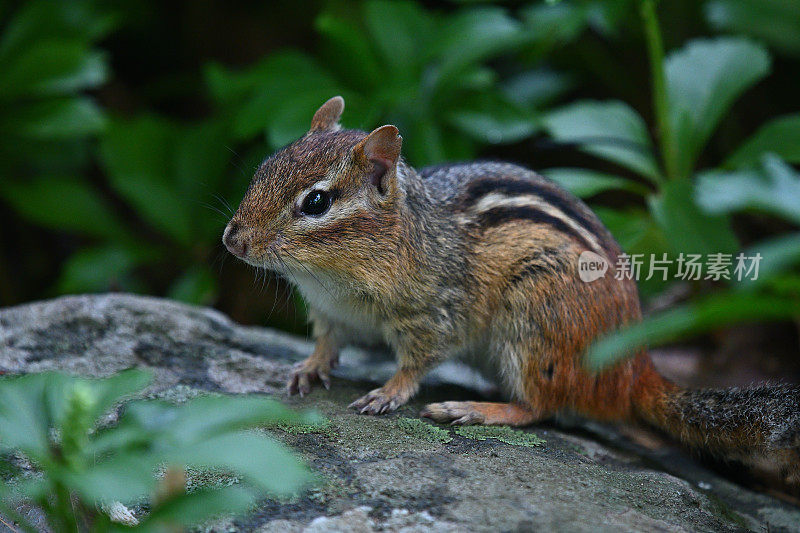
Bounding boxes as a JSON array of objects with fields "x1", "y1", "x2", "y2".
[{"x1": 223, "y1": 96, "x2": 405, "y2": 275}]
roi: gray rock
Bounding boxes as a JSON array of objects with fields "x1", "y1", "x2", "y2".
[{"x1": 1, "y1": 294, "x2": 799, "y2": 532}]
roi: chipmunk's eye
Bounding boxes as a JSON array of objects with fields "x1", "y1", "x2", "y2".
[{"x1": 300, "y1": 190, "x2": 331, "y2": 216}]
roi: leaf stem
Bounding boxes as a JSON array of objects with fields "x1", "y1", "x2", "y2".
[
  {"x1": 640, "y1": 0, "x2": 676, "y2": 181},
  {"x1": 54, "y1": 480, "x2": 79, "y2": 533}
]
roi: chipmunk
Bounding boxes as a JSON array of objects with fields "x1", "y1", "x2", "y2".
[{"x1": 224, "y1": 96, "x2": 799, "y2": 488}]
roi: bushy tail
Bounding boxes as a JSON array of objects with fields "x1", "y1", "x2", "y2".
[{"x1": 634, "y1": 377, "x2": 800, "y2": 488}]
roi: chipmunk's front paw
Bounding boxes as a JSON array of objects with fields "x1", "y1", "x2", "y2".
[
  {"x1": 349, "y1": 387, "x2": 407, "y2": 415},
  {"x1": 420, "y1": 402, "x2": 485, "y2": 425},
  {"x1": 287, "y1": 358, "x2": 335, "y2": 397}
]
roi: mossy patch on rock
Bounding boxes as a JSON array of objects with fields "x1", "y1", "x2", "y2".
[
  {"x1": 455, "y1": 425, "x2": 545, "y2": 447},
  {"x1": 703, "y1": 492, "x2": 748, "y2": 529},
  {"x1": 184, "y1": 466, "x2": 240, "y2": 492},
  {"x1": 0, "y1": 453, "x2": 24, "y2": 482},
  {"x1": 397, "y1": 417, "x2": 453, "y2": 444},
  {"x1": 271, "y1": 420, "x2": 337, "y2": 439}
]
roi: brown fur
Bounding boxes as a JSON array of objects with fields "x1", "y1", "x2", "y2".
[{"x1": 224, "y1": 97, "x2": 800, "y2": 492}]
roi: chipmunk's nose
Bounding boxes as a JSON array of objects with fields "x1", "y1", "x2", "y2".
[{"x1": 223, "y1": 221, "x2": 248, "y2": 258}]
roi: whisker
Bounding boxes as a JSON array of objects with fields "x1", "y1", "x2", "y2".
[
  {"x1": 278, "y1": 256, "x2": 312, "y2": 332},
  {"x1": 210, "y1": 248, "x2": 229, "y2": 275},
  {"x1": 212, "y1": 193, "x2": 235, "y2": 217},
  {"x1": 281, "y1": 249, "x2": 337, "y2": 302},
  {"x1": 265, "y1": 264, "x2": 281, "y2": 322},
  {"x1": 200, "y1": 201, "x2": 231, "y2": 222},
  {"x1": 275, "y1": 257, "x2": 295, "y2": 320},
  {"x1": 260, "y1": 266, "x2": 268, "y2": 293},
  {"x1": 225, "y1": 145, "x2": 249, "y2": 177}
]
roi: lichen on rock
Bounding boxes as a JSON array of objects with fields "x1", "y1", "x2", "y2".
[
  {"x1": 397, "y1": 417, "x2": 453, "y2": 444},
  {"x1": 455, "y1": 425, "x2": 545, "y2": 447}
]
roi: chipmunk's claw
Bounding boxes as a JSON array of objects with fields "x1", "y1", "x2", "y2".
[
  {"x1": 287, "y1": 360, "x2": 331, "y2": 396},
  {"x1": 349, "y1": 387, "x2": 403, "y2": 415}
]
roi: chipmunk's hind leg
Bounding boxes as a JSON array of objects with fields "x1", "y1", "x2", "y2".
[
  {"x1": 420, "y1": 401, "x2": 540, "y2": 426},
  {"x1": 421, "y1": 293, "x2": 561, "y2": 427}
]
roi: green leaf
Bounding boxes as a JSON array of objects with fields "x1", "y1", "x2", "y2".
[
  {"x1": 0, "y1": 373, "x2": 53, "y2": 457},
  {"x1": 586, "y1": 292, "x2": 799, "y2": 369},
  {"x1": 447, "y1": 65, "x2": 495, "y2": 93},
  {"x1": 725, "y1": 114, "x2": 800, "y2": 168},
  {"x1": 168, "y1": 265, "x2": 218, "y2": 306},
  {"x1": 584, "y1": 0, "x2": 637, "y2": 37},
  {"x1": 736, "y1": 232, "x2": 800, "y2": 291},
  {"x1": 99, "y1": 116, "x2": 194, "y2": 245},
  {"x1": 0, "y1": 370, "x2": 317, "y2": 529},
  {"x1": 46, "y1": 371, "x2": 151, "y2": 436},
  {"x1": 83, "y1": 369, "x2": 153, "y2": 424},
  {"x1": 432, "y1": 7, "x2": 531, "y2": 94},
  {"x1": 541, "y1": 168, "x2": 650, "y2": 198},
  {"x1": 0, "y1": 41, "x2": 106, "y2": 100},
  {"x1": 594, "y1": 206, "x2": 674, "y2": 297},
  {"x1": 106, "y1": 398, "x2": 318, "y2": 497},
  {"x1": 705, "y1": 0, "x2": 800, "y2": 57},
  {"x1": 697, "y1": 154, "x2": 800, "y2": 226},
  {"x1": 665, "y1": 38, "x2": 771, "y2": 178},
  {"x1": 594, "y1": 208, "x2": 655, "y2": 252},
  {"x1": 14, "y1": 477, "x2": 49, "y2": 502},
  {"x1": 120, "y1": 395, "x2": 322, "y2": 444},
  {"x1": 543, "y1": 100, "x2": 661, "y2": 182},
  {"x1": 649, "y1": 178, "x2": 739, "y2": 255},
  {"x1": 221, "y1": 51, "x2": 340, "y2": 144},
  {"x1": 447, "y1": 92, "x2": 537, "y2": 144},
  {"x1": 502, "y1": 69, "x2": 574, "y2": 109},
  {"x1": 404, "y1": 117, "x2": 475, "y2": 165},
  {"x1": 0, "y1": 1, "x2": 116, "y2": 60},
  {"x1": 0, "y1": 175, "x2": 127, "y2": 239},
  {"x1": 266, "y1": 89, "x2": 347, "y2": 148},
  {"x1": 66, "y1": 453, "x2": 158, "y2": 503},
  {"x1": 140, "y1": 486, "x2": 256, "y2": 529},
  {"x1": 363, "y1": 0, "x2": 432, "y2": 81},
  {"x1": 520, "y1": 1, "x2": 588, "y2": 55},
  {"x1": 1, "y1": 98, "x2": 105, "y2": 139},
  {"x1": 174, "y1": 121, "x2": 230, "y2": 194},
  {"x1": 57, "y1": 245, "x2": 154, "y2": 294},
  {"x1": 204, "y1": 61, "x2": 261, "y2": 105},
  {"x1": 164, "y1": 432, "x2": 314, "y2": 497},
  {"x1": 762, "y1": 273, "x2": 800, "y2": 299},
  {"x1": 0, "y1": 371, "x2": 149, "y2": 459},
  {"x1": 315, "y1": 10, "x2": 383, "y2": 89}
]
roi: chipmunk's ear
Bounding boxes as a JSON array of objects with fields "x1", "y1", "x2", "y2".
[
  {"x1": 354, "y1": 125, "x2": 402, "y2": 195},
  {"x1": 309, "y1": 96, "x2": 345, "y2": 132}
]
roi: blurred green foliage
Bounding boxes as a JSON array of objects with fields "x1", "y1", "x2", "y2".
[
  {"x1": 0, "y1": 370, "x2": 319, "y2": 531},
  {"x1": 207, "y1": 2, "x2": 543, "y2": 163},
  {"x1": 0, "y1": 0, "x2": 798, "y2": 356}
]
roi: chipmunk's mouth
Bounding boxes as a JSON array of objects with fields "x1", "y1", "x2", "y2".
[
  {"x1": 230, "y1": 246, "x2": 283, "y2": 271},
  {"x1": 239, "y1": 246, "x2": 301, "y2": 276}
]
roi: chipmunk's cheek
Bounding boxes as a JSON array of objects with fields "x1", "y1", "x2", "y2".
[
  {"x1": 271, "y1": 235, "x2": 307, "y2": 263},
  {"x1": 247, "y1": 233, "x2": 278, "y2": 266}
]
